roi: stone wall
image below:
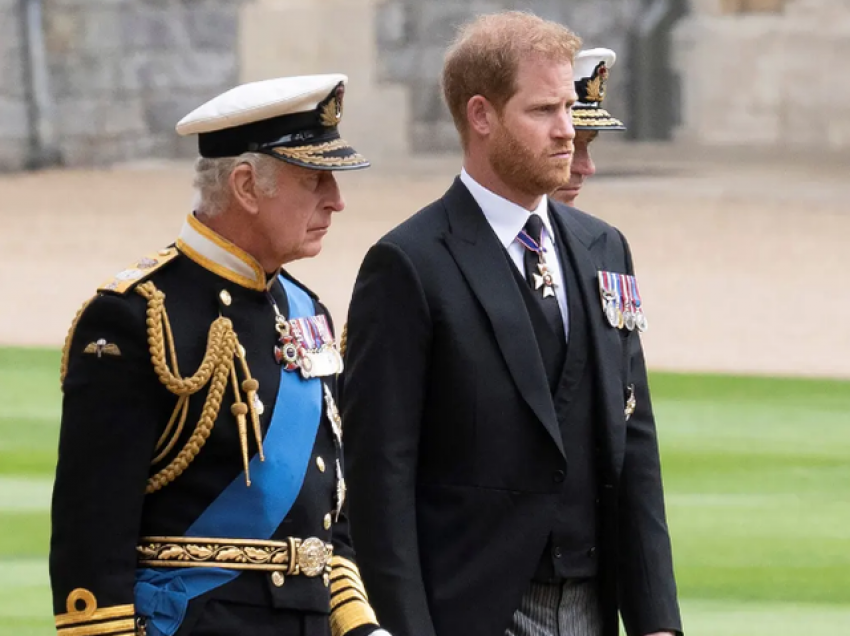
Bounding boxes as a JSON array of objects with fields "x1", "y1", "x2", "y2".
[
  {"x1": 0, "y1": 1, "x2": 29, "y2": 171},
  {"x1": 0, "y1": 0, "x2": 647, "y2": 169},
  {"x1": 375, "y1": 0, "x2": 639, "y2": 152},
  {"x1": 239, "y1": 0, "x2": 410, "y2": 166},
  {"x1": 672, "y1": 0, "x2": 850, "y2": 149},
  {"x1": 47, "y1": 0, "x2": 245, "y2": 166},
  {"x1": 11, "y1": 0, "x2": 846, "y2": 168},
  {"x1": 0, "y1": 0, "x2": 245, "y2": 171}
]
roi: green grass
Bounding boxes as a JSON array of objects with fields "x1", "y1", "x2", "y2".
[
  {"x1": 650, "y1": 372, "x2": 850, "y2": 609},
  {"x1": 0, "y1": 348, "x2": 61, "y2": 476},
  {"x1": 0, "y1": 350, "x2": 848, "y2": 634},
  {"x1": 0, "y1": 348, "x2": 59, "y2": 635}
]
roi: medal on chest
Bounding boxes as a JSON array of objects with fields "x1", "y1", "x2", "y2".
[
  {"x1": 533, "y1": 262, "x2": 557, "y2": 299},
  {"x1": 597, "y1": 271, "x2": 648, "y2": 332},
  {"x1": 323, "y1": 384, "x2": 346, "y2": 521},
  {"x1": 517, "y1": 228, "x2": 558, "y2": 299},
  {"x1": 273, "y1": 316, "x2": 301, "y2": 370},
  {"x1": 267, "y1": 288, "x2": 344, "y2": 377}
]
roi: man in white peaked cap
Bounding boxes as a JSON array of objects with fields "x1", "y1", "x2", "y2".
[
  {"x1": 49, "y1": 74, "x2": 390, "y2": 636},
  {"x1": 553, "y1": 48, "x2": 626, "y2": 207}
]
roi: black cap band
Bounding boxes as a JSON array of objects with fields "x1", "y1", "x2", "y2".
[{"x1": 198, "y1": 111, "x2": 343, "y2": 158}]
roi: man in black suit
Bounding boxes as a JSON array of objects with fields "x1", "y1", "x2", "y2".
[{"x1": 342, "y1": 11, "x2": 682, "y2": 636}]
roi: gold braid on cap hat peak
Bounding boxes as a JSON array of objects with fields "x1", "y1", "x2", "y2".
[
  {"x1": 135, "y1": 281, "x2": 264, "y2": 493},
  {"x1": 272, "y1": 139, "x2": 367, "y2": 168}
]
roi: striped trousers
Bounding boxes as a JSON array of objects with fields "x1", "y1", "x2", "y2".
[{"x1": 505, "y1": 579, "x2": 602, "y2": 636}]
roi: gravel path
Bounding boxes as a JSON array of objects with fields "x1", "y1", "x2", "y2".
[{"x1": 1, "y1": 144, "x2": 846, "y2": 378}]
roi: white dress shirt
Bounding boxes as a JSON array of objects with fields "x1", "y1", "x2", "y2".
[{"x1": 460, "y1": 168, "x2": 569, "y2": 338}]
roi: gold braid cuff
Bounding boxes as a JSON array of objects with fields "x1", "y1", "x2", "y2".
[
  {"x1": 271, "y1": 140, "x2": 369, "y2": 168},
  {"x1": 329, "y1": 556, "x2": 378, "y2": 636},
  {"x1": 135, "y1": 282, "x2": 263, "y2": 493},
  {"x1": 54, "y1": 589, "x2": 135, "y2": 636}
]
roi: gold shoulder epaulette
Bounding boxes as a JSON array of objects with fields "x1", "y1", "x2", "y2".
[{"x1": 97, "y1": 247, "x2": 179, "y2": 295}]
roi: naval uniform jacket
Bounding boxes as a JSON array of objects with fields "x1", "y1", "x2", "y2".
[
  {"x1": 342, "y1": 179, "x2": 682, "y2": 636},
  {"x1": 50, "y1": 215, "x2": 380, "y2": 636}
]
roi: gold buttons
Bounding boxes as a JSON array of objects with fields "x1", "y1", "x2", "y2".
[
  {"x1": 316, "y1": 457, "x2": 326, "y2": 472},
  {"x1": 324, "y1": 514, "x2": 332, "y2": 530},
  {"x1": 271, "y1": 571, "x2": 285, "y2": 587},
  {"x1": 219, "y1": 290, "x2": 232, "y2": 306}
]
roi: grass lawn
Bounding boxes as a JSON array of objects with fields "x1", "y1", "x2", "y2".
[{"x1": 0, "y1": 346, "x2": 848, "y2": 634}]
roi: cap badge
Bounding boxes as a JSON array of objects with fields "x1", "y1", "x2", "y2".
[
  {"x1": 319, "y1": 83, "x2": 345, "y2": 128},
  {"x1": 578, "y1": 61, "x2": 608, "y2": 104}
]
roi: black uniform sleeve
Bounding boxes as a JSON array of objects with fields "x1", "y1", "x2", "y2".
[
  {"x1": 614, "y1": 230, "x2": 683, "y2": 636},
  {"x1": 342, "y1": 240, "x2": 436, "y2": 636},
  {"x1": 50, "y1": 293, "x2": 164, "y2": 635},
  {"x1": 315, "y1": 299, "x2": 382, "y2": 636}
]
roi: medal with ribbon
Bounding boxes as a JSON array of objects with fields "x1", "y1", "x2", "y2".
[
  {"x1": 517, "y1": 228, "x2": 557, "y2": 298},
  {"x1": 290, "y1": 315, "x2": 343, "y2": 378},
  {"x1": 322, "y1": 384, "x2": 346, "y2": 521},
  {"x1": 621, "y1": 274, "x2": 636, "y2": 331},
  {"x1": 268, "y1": 289, "x2": 344, "y2": 377},
  {"x1": 599, "y1": 271, "x2": 620, "y2": 328},
  {"x1": 273, "y1": 315, "x2": 300, "y2": 370},
  {"x1": 598, "y1": 271, "x2": 648, "y2": 332},
  {"x1": 630, "y1": 276, "x2": 648, "y2": 332}
]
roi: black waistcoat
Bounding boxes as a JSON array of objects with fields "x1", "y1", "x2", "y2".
[{"x1": 507, "y1": 220, "x2": 600, "y2": 581}]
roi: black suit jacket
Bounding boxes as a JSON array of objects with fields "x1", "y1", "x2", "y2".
[{"x1": 343, "y1": 179, "x2": 682, "y2": 636}]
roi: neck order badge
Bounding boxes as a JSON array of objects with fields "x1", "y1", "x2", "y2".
[{"x1": 517, "y1": 220, "x2": 558, "y2": 299}]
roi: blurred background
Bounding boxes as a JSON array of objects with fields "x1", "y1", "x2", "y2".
[{"x1": 0, "y1": 0, "x2": 848, "y2": 634}]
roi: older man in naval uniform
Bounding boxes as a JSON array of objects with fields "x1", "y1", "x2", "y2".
[{"x1": 50, "y1": 74, "x2": 390, "y2": 636}]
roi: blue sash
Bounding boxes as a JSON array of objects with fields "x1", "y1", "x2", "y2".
[{"x1": 135, "y1": 275, "x2": 323, "y2": 636}]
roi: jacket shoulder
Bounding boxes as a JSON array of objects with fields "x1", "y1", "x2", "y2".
[
  {"x1": 370, "y1": 201, "x2": 449, "y2": 276},
  {"x1": 381, "y1": 198, "x2": 447, "y2": 247},
  {"x1": 551, "y1": 200, "x2": 619, "y2": 238},
  {"x1": 97, "y1": 246, "x2": 180, "y2": 295}
]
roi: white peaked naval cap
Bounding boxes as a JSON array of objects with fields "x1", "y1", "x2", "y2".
[
  {"x1": 176, "y1": 74, "x2": 369, "y2": 170},
  {"x1": 572, "y1": 48, "x2": 626, "y2": 131}
]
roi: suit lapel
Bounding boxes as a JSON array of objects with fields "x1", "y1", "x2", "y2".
[
  {"x1": 549, "y1": 203, "x2": 626, "y2": 474},
  {"x1": 441, "y1": 179, "x2": 564, "y2": 458}
]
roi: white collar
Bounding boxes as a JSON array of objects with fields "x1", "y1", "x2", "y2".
[
  {"x1": 176, "y1": 214, "x2": 269, "y2": 291},
  {"x1": 459, "y1": 168, "x2": 552, "y2": 249}
]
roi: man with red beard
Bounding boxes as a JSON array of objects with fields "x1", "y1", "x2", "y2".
[
  {"x1": 552, "y1": 48, "x2": 627, "y2": 207},
  {"x1": 342, "y1": 11, "x2": 681, "y2": 636}
]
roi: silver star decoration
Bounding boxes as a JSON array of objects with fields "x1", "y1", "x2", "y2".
[{"x1": 533, "y1": 263, "x2": 557, "y2": 298}]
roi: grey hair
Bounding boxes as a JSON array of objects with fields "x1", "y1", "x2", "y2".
[{"x1": 192, "y1": 152, "x2": 281, "y2": 217}]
